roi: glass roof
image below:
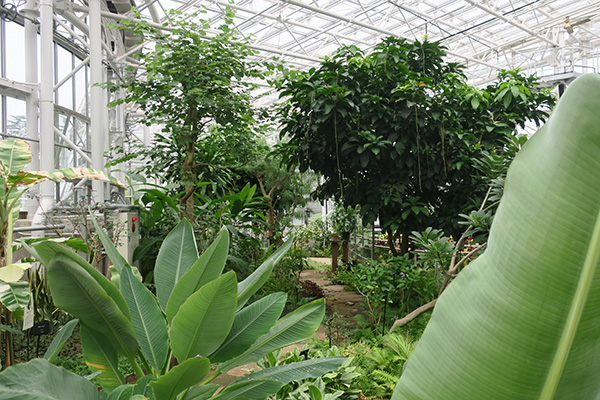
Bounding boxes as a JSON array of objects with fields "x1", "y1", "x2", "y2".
[{"x1": 123, "y1": 0, "x2": 600, "y2": 86}]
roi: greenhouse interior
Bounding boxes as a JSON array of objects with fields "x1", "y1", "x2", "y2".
[{"x1": 1, "y1": 0, "x2": 600, "y2": 398}]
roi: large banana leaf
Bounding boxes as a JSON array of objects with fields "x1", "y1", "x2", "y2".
[
  {"x1": 44, "y1": 318, "x2": 79, "y2": 363},
  {"x1": 237, "y1": 237, "x2": 293, "y2": 310},
  {"x1": 209, "y1": 292, "x2": 287, "y2": 363},
  {"x1": 155, "y1": 219, "x2": 199, "y2": 310},
  {"x1": 169, "y1": 271, "x2": 237, "y2": 362},
  {"x1": 35, "y1": 241, "x2": 130, "y2": 318},
  {"x1": 393, "y1": 73, "x2": 600, "y2": 399},
  {"x1": 120, "y1": 264, "x2": 169, "y2": 372},
  {"x1": 217, "y1": 298, "x2": 325, "y2": 373},
  {"x1": 210, "y1": 380, "x2": 283, "y2": 400},
  {"x1": 233, "y1": 357, "x2": 347, "y2": 385},
  {"x1": 80, "y1": 323, "x2": 124, "y2": 392},
  {"x1": 0, "y1": 280, "x2": 30, "y2": 311},
  {"x1": 47, "y1": 254, "x2": 138, "y2": 359},
  {"x1": 166, "y1": 226, "x2": 230, "y2": 323},
  {"x1": 0, "y1": 139, "x2": 31, "y2": 222},
  {"x1": 150, "y1": 357, "x2": 210, "y2": 400},
  {"x1": 0, "y1": 359, "x2": 101, "y2": 399}
]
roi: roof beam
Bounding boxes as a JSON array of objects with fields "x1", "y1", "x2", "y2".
[
  {"x1": 462, "y1": 0, "x2": 560, "y2": 47},
  {"x1": 281, "y1": 0, "x2": 500, "y2": 69}
]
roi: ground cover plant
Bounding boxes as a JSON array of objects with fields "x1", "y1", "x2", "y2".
[{"x1": 392, "y1": 74, "x2": 600, "y2": 399}]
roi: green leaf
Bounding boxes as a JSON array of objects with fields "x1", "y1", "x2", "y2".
[
  {"x1": 155, "y1": 219, "x2": 199, "y2": 310},
  {"x1": 218, "y1": 298, "x2": 325, "y2": 373},
  {"x1": 0, "y1": 139, "x2": 31, "y2": 175},
  {"x1": 80, "y1": 323, "x2": 124, "y2": 392},
  {"x1": 44, "y1": 319, "x2": 79, "y2": 363},
  {"x1": 35, "y1": 242, "x2": 130, "y2": 319},
  {"x1": 234, "y1": 357, "x2": 347, "y2": 384},
  {"x1": 47, "y1": 254, "x2": 138, "y2": 358},
  {"x1": 170, "y1": 271, "x2": 237, "y2": 362},
  {"x1": 166, "y1": 227, "x2": 230, "y2": 323},
  {"x1": 120, "y1": 265, "x2": 168, "y2": 372},
  {"x1": 106, "y1": 385, "x2": 135, "y2": 400},
  {"x1": 0, "y1": 359, "x2": 101, "y2": 399},
  {"x1": 237, "y1": 237, "x2": 293, "y2": 310},
  {"x1": 150, "y1": 358, "x2": 210, "y2": 400},
  {"x1": 179, "y1": 384, "x2": 219, "y2": 400},
  {"x1": 0, "y1": 281, "x2": 30, "y2": 311},
  {"x1": 209, "y1": 292, "x2": 287, "y2": 363},
  {"x1": 392, "y1": 74, "x2": 600, "y2": 399},
  {"x1": 133, "y1": 237, "x2": 162, "y2": 262},
  {"x1": 211, "y1": 380, "x2": 283, "y2": 400}
]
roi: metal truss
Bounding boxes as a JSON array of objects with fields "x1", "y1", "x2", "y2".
[{"x1": 2, "y1": 0, "x2": 599, "y2": 227}]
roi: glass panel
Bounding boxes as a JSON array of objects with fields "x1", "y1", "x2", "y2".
[
  {"x1": 74, "y1": 64, "x2": 88, "y2": 116},
  {"x1": 6, "y1": 97, "x2": 26, "y2": 138},
  {"x1": 5, "y1": 22, "x2": 25, "y2": 82},
  {"x1": 56, "y1": 45, "x2": 74, "y2": 109}
]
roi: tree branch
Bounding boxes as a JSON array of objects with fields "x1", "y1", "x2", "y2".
[{"x1": 389, "y1": 299, "x2": 437, "y2": 332}]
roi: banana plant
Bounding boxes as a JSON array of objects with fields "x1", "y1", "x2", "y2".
[
  {"x1": 0, "y1": 138, "x2": 117, "y2": 367},
  {"x1": 3, "y1": 220, "x2": 344, "y2": 399},
  {"x1": 392, "y1": 74, "x2": 600, "y2": 398}
]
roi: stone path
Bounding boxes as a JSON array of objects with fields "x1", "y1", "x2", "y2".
[{"x1": 212, "y1": 258, "x2": 365, "y2": 386}]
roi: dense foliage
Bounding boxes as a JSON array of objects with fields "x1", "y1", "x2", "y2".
[{"x1": 277, "y1": 37, "x2": 555, "y2": 254}]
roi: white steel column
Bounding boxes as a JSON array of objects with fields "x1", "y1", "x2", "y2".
[
  {"x1": 23, "y1": 0, "x2": 39, "y2": 218},
  {"x1": 90, "y1": 0, "x2": 106, "y2": 203},
  {"x1": 34, "y1": 0, "x2": 56, "y2": 227}
]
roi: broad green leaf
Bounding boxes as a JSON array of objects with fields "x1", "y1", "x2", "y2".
[
  {"x1": 155, "y1": 219, "x2": 199, "y2": 310},
  {"x1": 179, "y1": 384, "x2": 219, "y2": 400},
  {"x1": 47, "y1": 254, "x2": 137, "y2": 358},
  {"x1": 237, "y1": 237, "x2": 293, "y2": 310},
  {"x1": 133, "y1": 237, "x2": 162, "y2": 262},
  {"x1": 0, "y1": 358, "x2": 101, "y2": 399},
  {"x1": 106, "y1": 385, "x2": 135, "y2": 400},
  {"x1": 150, "y1": 358, "x2": 210, "y2": 400},
  {"x1": 218, "y1": 298, "x2": 325, "y2": 373},
  {"x1": 234, "y1": 357, "x2": 347, "y2": 384},
  {"x1": 92, "y1": 216, "x2": 130, "y2": 273},
  {"x1": 0, "y1": 139, "x2": 31, "y2": 175},
  {"x1": 170, "y1": 271, "x2": 237, "y2": 362},
  {"x1": 120, "y1": 264, "x2": 168, "y2": 372},
  {"x1": 80, "y1": 323, "x2": 124, "y2": 393},
  {"x1": 44, "y1": 318, "x2": 79, "y2": 362},
  {"x1": 0, "y1": 280, "x2": 30, "y2": 311},
  {"x1": 209, "y1": 292, "x2": 287, "y2": 363},
  {"x1": 133, "y1": 375, "x2": 156, "y2": 398},
  {"x1": 35, "y1": 241, "x2": 130, "y2": 318},
  {"x1": 166, "y1": 227, "x2": 230, "y2": 323},
  {"x1": 0, "y1": 324, "x2": 24, "y2": 336},
  {"x1": 393, "y1": 73, "x2": 600, "y2": 399},
  {"x1": 211, "y1": 380, "x2": 283, "y2": 400}
]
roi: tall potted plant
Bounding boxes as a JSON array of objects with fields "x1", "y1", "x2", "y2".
[{"x1": 331, "y1": 205, "x2": 358, "y2": 241}]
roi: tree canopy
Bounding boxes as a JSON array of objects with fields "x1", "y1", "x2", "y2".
[{"x1": 276, "y1": 37, "x2": 555, "y2": 253}]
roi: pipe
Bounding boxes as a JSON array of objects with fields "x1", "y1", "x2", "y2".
[
  {"x1": 33, "y1": 0, "x2": 56, "y2": 231},
  {"x1": 23, "y1": 0, "x2": 39, "y2": 219},
  {"x1": 89, "y1": 0, "x2": 106, "y2": 203},
  {"x1": 53, "y1": 126, "x2": 93, "y2": 165}
]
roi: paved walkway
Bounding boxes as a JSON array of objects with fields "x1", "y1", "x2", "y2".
[{"x1": 212, "y1": 258, "x2": 365, "y2": 386}]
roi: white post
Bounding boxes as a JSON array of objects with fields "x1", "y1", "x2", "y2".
[
  {"x1": 33, "y1": 0, "x2": 56, "y2": 227},
  {"x1": 90, "y1": 0, "x2": 106, "y2": 203},
  {"x1": 23, "y1": 0, "x2": 39, "y2": 219}
]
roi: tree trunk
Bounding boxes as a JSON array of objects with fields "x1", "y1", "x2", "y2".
[
  {"x1": 387, "y1": 228, "x2": 398, "y2": 256},
  {"x1": 400, "y1": 232, "x2": 410, "y2": 255},
  {"x1": 180, "y1": 138, "x2": 197, "y2": 221}
]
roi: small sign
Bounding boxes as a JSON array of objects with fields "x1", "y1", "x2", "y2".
[
  {"x1": 32, "y1": 320, "x2": 51, "y2": 336},
  {"x1": 22, "y1": 298, "x2": 34, "y2": 331}
]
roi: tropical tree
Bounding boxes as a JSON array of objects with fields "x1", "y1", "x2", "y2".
[
  {"x1": 109, "y1": 8, "x2": 266, "y2": 219},
  {"x1": 277, "y1": 38, "x2": 555, "y2": 254},
  {"x1": 392, "y1": 73, "x2": 600, "y2": 400}
]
